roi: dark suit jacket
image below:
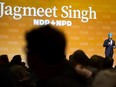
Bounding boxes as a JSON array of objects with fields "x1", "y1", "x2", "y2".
[{"x1": 103, "y1": 39, "x2": 115, "y2": 54}]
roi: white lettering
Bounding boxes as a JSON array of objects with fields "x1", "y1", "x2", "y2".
[
  {"x1": 5, "y1": 6, "x2": 13, "y2": 15},
  {"x1": 22, "y1": 7, "x2": 37, "y2": 16},
  {"x1": 0, "y1": 2, "x2": 4, "y2": 18},
  {"x1": 0, "y1": 2, "x2": 97, "y2": 23},
  {"x1": 61, "y1": 5, "x2": 97, "y2": 23},
  {"x1": 13, "y1": 6, "x2": 22, "y2": 20}
]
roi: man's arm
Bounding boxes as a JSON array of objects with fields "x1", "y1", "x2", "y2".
[
  {"x1": 103, "y1": 40, "x2": 108, "y2": 47},
  {"x1": 113, "y1": 40, "x2": 116, "y2": 48}
]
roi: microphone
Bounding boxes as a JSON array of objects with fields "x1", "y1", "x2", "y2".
[{"x1": 108, "y1": 38, "x2": 111, "y2": 42}]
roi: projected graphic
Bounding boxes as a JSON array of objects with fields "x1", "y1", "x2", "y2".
[{"x1": 0, "y1": 0, "x2": 116, "y2": 65}]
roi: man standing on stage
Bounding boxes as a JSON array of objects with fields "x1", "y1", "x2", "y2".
[{"x1": 103, "y1": 33, "x2": 115, "y2": 58}]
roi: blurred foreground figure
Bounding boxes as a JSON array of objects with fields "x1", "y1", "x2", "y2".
[
  {"x1": 10, "y1": 55, "x2": 30, "y2": 87},
  {"x1": 0, "y1": 55, "x2": 16, "y2": 87},
  {"x1": 93, "y1": 70, "x2": 116, "y2": 87},
  {"x1": 69, "y1": 50, "x2": 92, "y2": 78},
  {"x1": 25, "y1": 25, "x2": 87, "y2": 87}
]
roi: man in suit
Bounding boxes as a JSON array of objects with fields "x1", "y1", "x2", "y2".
[{"x1": 103, "y1": 33, "x2": 115, "y2": 58}]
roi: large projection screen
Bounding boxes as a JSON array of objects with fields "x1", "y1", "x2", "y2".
[{"x1": 0, "y1": 0, "x2": 116, "y2": 65}]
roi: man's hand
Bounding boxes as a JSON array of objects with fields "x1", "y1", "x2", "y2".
[{"x1": 108, "y1": 42, "x2": 111, "y2": 45}]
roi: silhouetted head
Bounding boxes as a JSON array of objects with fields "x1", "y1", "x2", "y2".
[
  {"x1": 0, "y1": 55, "x2": 9, "y2": 63},
  {"x1": 89, "y1": 55, "x2": 104, "y2": 70},
  {"x1": 25, "y1": 25, "x2": 66, "y2": 66},
  {"x1": 10, "y1": 55, "x2": 22, "y2": 65},
  {"x1": 0, "y1": 54, "x2": 9, "y2": 65},
  {"x1": 69, "y1": 50, "x2": 89, "y2": 67},
  {"x1": 103, "y1": 58, "x2": 114, "y2": 69}
]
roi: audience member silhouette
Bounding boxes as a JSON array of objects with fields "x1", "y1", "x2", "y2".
[
  {"x1": 10, "y1": 55, "x2": 30, "y2": 87},
  {"x1": 93, "y1": 69, "x2": 116, "y2": 87},
  {"x1": 89, "y1": 55, "x2": 105, "y2": 70},
  {"x1": 0, "y1": 55, "x2": 16, "y2": 87},
  {"x1": 69, "y1": 50, "x2": 92, "y2": 85},
  {"x1": 103, "y1": 58, "x2": 114, "y2": 69},
  {"x1": 10, "y1": 55, "x2": 22, "y2": 65},
  {"x1": 69, "y1": 50, "x2": 89, "y2": 67},
  {"x1": 0, "y1": 55, "x2": 9, "y2": 66},
  {"x1": 25, "y1": 25, "x2": 87, "y2": 87},
  {"x1": 87, "y1": 55, "x2": 105, "y2": 79}
]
